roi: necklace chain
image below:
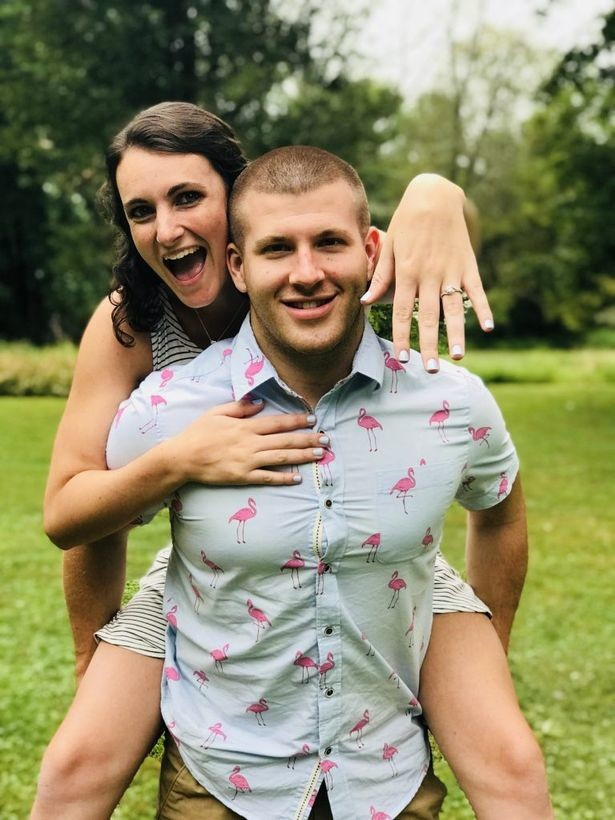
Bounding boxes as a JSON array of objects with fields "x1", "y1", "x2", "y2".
[{"x1": 194, "y1": 301, "x2": 245, "y2": 347}]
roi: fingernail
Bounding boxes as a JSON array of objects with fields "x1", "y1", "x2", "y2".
[
  {"x1": 306, "y1": 414, "x2": 316, "y2": 425},
  {"x1": 313, "y1": 448, "x2": 324, "y2": 457},
  {"x1": 398, "y1": 349, "x2": 409, "y2": 363},
  {"x1": 484, "y1": 319, "x2": 494, "y2": 330},
  {"x1": 451, "y1": 345, "x2": 463, "y2": 359},
  {"x1": 427, "y1": 358, "x2": 439, "y2": 373},
  {"x1": 250, "y1": 398, "x2": 264, "y2": 405},
  {"x1": 360, "y1": 290, "x2": 372, "y2": 303},
  {"x1": 319, "y1": 435, "x2": 330, "y2": 445},
  {"x1": 292, "y1": 474, "x2": 302, "y2": 483}
]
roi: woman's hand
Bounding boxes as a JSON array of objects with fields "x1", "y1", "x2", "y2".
[
  {"x1": 361, "y1": 174, "x2": 494, "y2": 371},
  {"x1": 164, "y1": 399, "x2": 327, "y2": 486}
]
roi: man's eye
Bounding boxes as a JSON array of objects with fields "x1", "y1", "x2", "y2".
[
  {"x1": 318, "y1": 237, "x2": 345, "y2": 248},
  {"x1": 264, "y1": 244, "x2": 290, "y2": 255}
]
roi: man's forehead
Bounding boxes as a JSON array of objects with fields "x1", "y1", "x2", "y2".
[{"x1": 241, "y1": 181, "x2": 360, "y2": 240}]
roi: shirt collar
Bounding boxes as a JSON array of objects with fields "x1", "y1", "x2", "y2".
[{"x1": 230, "y1": 314, "x2": 385, "y2": 401}]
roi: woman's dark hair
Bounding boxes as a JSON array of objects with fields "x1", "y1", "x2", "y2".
[{"x1": 99, "y1": 101, "x2": 247, "y2": 346}]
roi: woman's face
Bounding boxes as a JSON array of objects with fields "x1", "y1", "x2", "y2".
[{"x1": 116, "y1": 147, "x2": 230, "y2": 309}]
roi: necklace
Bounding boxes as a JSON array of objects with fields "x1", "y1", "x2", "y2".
[{"x1": 194, "y1": 300, "x2": 245, "y2": 347}]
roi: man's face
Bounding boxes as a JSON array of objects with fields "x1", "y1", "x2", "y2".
[{"x1": 227, "y1": 181, "x2": 379, "y2": 369}]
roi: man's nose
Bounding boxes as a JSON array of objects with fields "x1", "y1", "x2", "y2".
[
  {"x1": 289, "y1": 248, "x2": 325, "y2": 288},
  {"x1": 156, "y1": 209, "x2": 183, "y2": 246}
]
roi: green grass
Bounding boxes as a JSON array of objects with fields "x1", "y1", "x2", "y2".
[{"x1": 1, "y1": 375, "x2": 614, "y2": 818}]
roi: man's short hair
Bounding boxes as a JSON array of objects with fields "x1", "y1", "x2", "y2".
[{"x1": 229, "y1": 146, "x2": 371, "y2": 249}]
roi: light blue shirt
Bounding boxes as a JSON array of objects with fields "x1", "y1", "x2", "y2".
[{"x1": 107, "y1": 317, "x2": 518, "y2": 819}]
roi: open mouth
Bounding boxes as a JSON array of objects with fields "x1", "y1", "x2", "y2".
[{"x1": 163, "y1": 246, "x2": 207, "y2": 281}]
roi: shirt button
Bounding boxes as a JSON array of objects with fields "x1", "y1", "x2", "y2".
[
  {"x1": 325, "y1": 499, "x2": 333, "y2": 508},
  {"x1": 324, "y1": 746, "x2": 332, "y2": 756},
  {"x1": 324, "y1": 626, "x2": 334, "y2": 636},
  {"x1": 325, "y1": 687, "x2": 334, "y2": 697}
]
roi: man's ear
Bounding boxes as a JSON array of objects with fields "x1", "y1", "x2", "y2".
[
  {"x1": 227, "y1": 243, "x2": 247, "y2": 293},
  {"x1": 364, "y1": 226, "x2": 381, "y2": 282}
]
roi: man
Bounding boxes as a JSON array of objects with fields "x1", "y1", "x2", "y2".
[{"x1": 107, "y1": 146, "x2": 524, "y2": 819}]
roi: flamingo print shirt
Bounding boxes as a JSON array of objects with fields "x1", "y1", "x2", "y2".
[{"x1": 107, "y1": 317, "x2": 518, "y2": 820}]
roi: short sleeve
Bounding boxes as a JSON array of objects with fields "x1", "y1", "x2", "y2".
[
  {"x1": 455, "y1": 372, "x2": 519, "y2": 511},
  {"x1": 106, "y1": 371, "x2": 168, "y2": 522}
]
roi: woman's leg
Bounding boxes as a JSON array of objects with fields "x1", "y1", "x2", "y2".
[
  {"x1": 31, "y1": 642, "x2": 163, "y2": 820},
  {"x1": 420, "y1": 613, "x2": 553, "y2": 819}
]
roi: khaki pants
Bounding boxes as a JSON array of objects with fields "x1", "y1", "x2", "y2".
[{"x1": 158, "y1": 737, "x2": 446, "y2": 819}]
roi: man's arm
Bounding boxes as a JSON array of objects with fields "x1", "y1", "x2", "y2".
[
  {"x1": 465, "y1": 476, "x2": 528, "y2": 652},
  {"x1": 62, "y1": 532, "x2": 128, "y2": 683}
]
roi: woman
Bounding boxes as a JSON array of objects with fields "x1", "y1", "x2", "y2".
[{"x1": 32, "y1": 103, "x2": 551, "y2": 819}]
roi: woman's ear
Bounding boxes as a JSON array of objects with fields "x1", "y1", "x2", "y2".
[{"x1": 227, "y1": 244, "x2": 247, "y2": 293}]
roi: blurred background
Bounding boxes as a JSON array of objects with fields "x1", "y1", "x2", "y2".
[
  {"x1": 1, "y1": 0, "x2": 613, "y2": 350},
  {"x1": 1, "y1": 2, "x2": 614, "y2": 818}
]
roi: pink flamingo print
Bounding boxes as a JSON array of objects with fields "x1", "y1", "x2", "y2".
[
  {"x1": 383, "y1": 742, "x2": 399, "y2": 776},
  {"x1": 320, "y1": 758, "x2": 338, "y2": 789},
  {"x1": 228, "y1": 765, "x2": 252, "y2": 799},
  {"x1": 357, "y1": 408, "x2": 383, "y2": 452},
  {"x1": 210, "y1": 643, "x2": 230, "y2": 672},
  {"x1": 191, "y1": 348, "x2": 232, "y2": 383},
  {"x1": 246, "y1": 698, "x2": 269, "y2": 726},
  {"x1": 192, "y1": 669, "x2": 209, "y2": 690},
  {"x1": 187, "y1": 573, "x2": 205, "y2": 613},
  {"x1": 429, "y1": 399, "x2": 450, "y2": 443},
  {"x1": 461, "y1": 473, "x2": 476, "y2": 492},
  {"x1": 165, "y1": 603, "x2": 178, "y2": 628},
  {"x1": 316, "y1": 560, "x2": 331, "y2": 595},
  {"x1": 170, "y1": 491, "x2": 183, "y2": 514},
  {"x1": 388, "y1": 670, "x2": 400, "y2": 689},
  {"x1": 159, "y1": 368, "x2": 174, "y2": 389},
  {"x1": 200, "y1": 550, "x2": 224, "y2": 587},
  {"x1": 164, "y1": 666, "x2": 180, "y2": 681},
  {"x1": 139, "y1": 394, "x2": 167, "y2": 434},
  {"x1": 370, "y1": 807, "x2": 392, "y2": 820},
  {"x1": 383, "y1": 351, "x2": 406, "y2": 393},
  {"x1": 405, "y1": 606, "x2": 417, "y2": 647},
  {"x1": 246, "y1": 598, "x2": 271, "y2": 641},
  {"x1": 288, "y1": 743, "x2": 310, "y2": 769},
  {"x1": 294, "y1": 651, "x2": 318, "y2": 683},
  {"x1": 319, "y1": 652, "x2": 335, "y2": 688},
  {"x1": 113, "y1": 404, "x2": 128, "y2": 428},
  {"x1": 422, "y1": 527, "x2": 434, "y2": 549},
  {"x1": 167, "y1": 720, "x2": 181, "y2": 746},
  {"x1": 406, "y1": 696, "x2": 420, "y2": 715},
  {"x1": 318, "y1": 446, "x2": 335, "y2": 486},
  {"x1": 362, "y1": 631, "x2": 375, "y2": 656},
  {"x1": 244, "y1": 348, "x2": 265, "y2": 386},
  {"x1": 229, "y1": 497, "x2": 257, "y2": 543},
  {"x1": 201, "y1": 722, "x2": 227, "y2": 749},
  {"x1": 419, "y1": 457, "x2": 427, "y2": 466},
  {"x1": 349, "y1": 709, "x2": 370, "y2": 748},
  {"x1": 281, "y1": 550, "x2": 305, "y2": 589},
  {"x1": 389, "y1": 468, "x2": 416, "y2": 514},
  {"x1": 497, "y1": 471, "x2": 509, "y2": 500},
  {"x1": 469, "y1": 425, "x2": 492, "y2": 446},
  {"x1": 387, "y1": 570, "x2": 407, "y2": 609},
  {"x1": 361, "y1": 532, "x2": 381, "y2": 563}
]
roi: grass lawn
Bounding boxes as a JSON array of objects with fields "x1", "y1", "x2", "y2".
[{"x1": 0, "y1": 378, "x2": 613, "y2": 818}]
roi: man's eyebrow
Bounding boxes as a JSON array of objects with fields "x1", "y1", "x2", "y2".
[{"x1": 252, "y1": 235, "x2": 291, "y2": 253}]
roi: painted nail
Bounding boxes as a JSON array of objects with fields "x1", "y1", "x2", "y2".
[
  {"x1": 398, "y1": 349, "x2": 410, "y2": 363},
  {"x1": 319, "y1": 435, "x2": 330, "y2": 445},
  {"x1": 484, "y1": 319, "x2": 494, "y2": 330},
  {"x1": 359, "y1": 290, "x2": 372, "y2": 303},
  {"x1": 451, "y1": 345, "x2": 464, "y2": 359},
  {"x1": 306, "y1": 414, "x2": 316, "y2": 425},
  {"x1": 292, "y1": 474, "x2": 302, "y2": 483},
  {"x1": 427, "y1": 358, "x2": 440, "y2": 373},
  {"x1": 313, "y1": 448, "x2": 324, "y2": 458},
  {"x1": 250, "y1": 398, "x2": 264, "y2": 405}
]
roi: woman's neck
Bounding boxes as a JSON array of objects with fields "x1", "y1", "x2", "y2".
[{"x1": 167, "y1": 281, "x2": 248, "y2": 349}]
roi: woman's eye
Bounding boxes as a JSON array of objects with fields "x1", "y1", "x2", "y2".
[
  {"x1": 126, "y1": 204, "x2": 153, "y2": 221},
  {"x1": 176, "y1": 190, "x2": 202, "y2": 206}
]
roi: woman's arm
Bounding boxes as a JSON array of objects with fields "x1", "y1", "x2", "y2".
[
  {"x1": 361, "y1": 173, "x2": 494, "y2": 369},
  {"x1": 44, "y1": 299, "x2": 324, "y2": 549}
]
